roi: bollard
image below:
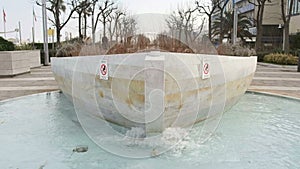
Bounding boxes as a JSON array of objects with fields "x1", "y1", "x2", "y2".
[{"x1": 298, "y1": 50, "x2": 300, "y2": 72}]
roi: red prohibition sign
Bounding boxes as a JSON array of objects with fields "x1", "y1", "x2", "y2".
[
  {"x1": 100, "y1": 64, "x2": 107, "y2": 75},
  {"x1": 204, "y1": 63, "x2": 209, "y2": 74}
]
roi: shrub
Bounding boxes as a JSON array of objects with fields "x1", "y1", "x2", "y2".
[
  {"x1": 0, "y1": 36, "x2": 15, "y2": 51},
  {"x1": 263, "y1": 53, "x2": 298, "y2": 65},
  {"x1": 56, "y1": 43, "x2": 82, "y2": 57},
  {"x1": 15, "y1": 43, "x2": 33, "y2": 50},
  {"x1": 256, "y1": 51, "x2": 270, "y2": 62},
  {"x1": 290, "y1": 33, "x2": 300, "y2": 50},
  {"x1": 217, "y1": 43, "x2": 256, "y2": 56}
]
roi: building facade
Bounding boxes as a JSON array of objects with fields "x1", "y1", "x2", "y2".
[
  {"x1": 290, "y1": 0, "x2": 300, "y2": 34},
  {"x1": 212, "y1": 0, "x2": 300, "y2": 49}
]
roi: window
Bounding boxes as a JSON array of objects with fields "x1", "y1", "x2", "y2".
[{"x1": 290, "y1": 0, "x2": 300, "y2": 15}]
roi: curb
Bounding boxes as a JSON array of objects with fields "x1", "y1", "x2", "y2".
[
  {"x1": 257, "y1": 62, "x2": 297, "y2": 69},
  {"x1": 246, "y1": 90, "x2": 300, "y2": 101},
  {"x1": 0, "y1": 90, "x2": 61, "y2": 103}
]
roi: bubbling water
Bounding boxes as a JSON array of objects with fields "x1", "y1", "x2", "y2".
[{"x1": 121, "y1": 126, "x2": 193, "y2": 156}]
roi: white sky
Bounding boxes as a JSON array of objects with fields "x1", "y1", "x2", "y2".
[{"x1": 0, "y1": 0, "x2": 195, "y2": 43}]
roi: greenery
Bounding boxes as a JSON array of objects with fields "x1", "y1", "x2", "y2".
[
  {"x1": 0, "y1": 36, "x2": 15, "y2": 51},
  {"x1": 290, "y1": 33, "x2": 300, "y2": 51},
  {"x1": 15, "y1": 44, "x2": 34, "y2": 50},
  {"x1": 212, "y1": 11, "x2": 253, "y2": 45},
  {"x1": 217, "y1": 43, "x2": 256, "y2": 56},
  {"x1": 263, "y1": 53, "x2": 298, "y2": 65},
  {"x1": 56, "y1": 43, "x2": 81, "y2": 57},
  {"x1": 256, "y1": 51, "x2": 270, "y2": 62}
]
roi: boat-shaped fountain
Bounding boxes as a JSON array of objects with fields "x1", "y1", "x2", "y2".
[{"x1": 52, "y1": 40, "x2": 257, "y2": 134}]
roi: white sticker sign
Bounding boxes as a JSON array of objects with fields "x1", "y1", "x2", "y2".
[
  {"x1": 202, "y1": 60, "x2": 210, "y2": 79},
  {"x1": 100, "y1": 60, "x2": 108, "y2": 80}
]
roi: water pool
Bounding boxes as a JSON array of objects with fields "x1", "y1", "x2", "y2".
[{"x1": 0, "y1": 92, "x2": 299, "y2": 169}]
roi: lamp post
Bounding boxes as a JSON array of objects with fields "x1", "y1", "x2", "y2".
[
  {"x1": 232, "y1": 0, "x2": 238, "y2": 45},
  {"x1": 297, "y1": 50, "x2": 300, "y2": 72},
  {"x1": 278, "y1": 24, "x2": 285, "y2": 52},
  {"x1": 18, "y1": 21, "x2": 22, "y2": 44},
  {"x1": 42, "y1": 0, "x2": 49, "y2": 66}
]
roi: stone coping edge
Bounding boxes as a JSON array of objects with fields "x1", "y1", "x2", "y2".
[
  {"x1": 246, "y1": 90, "x2": 300, "y2": 101},
  {"x1": 0, "y1": 90, "x2": 61, "y2": 103}
]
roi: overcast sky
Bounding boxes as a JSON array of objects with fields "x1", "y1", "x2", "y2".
[{"x1": 0, "y1": 0, "x2": 194, "y2": 43}]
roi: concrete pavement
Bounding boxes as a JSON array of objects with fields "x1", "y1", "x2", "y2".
[
  {"x1": 249, "y1": 63, "x2": 300, "y2": 98},
  {"x1": 0, "y1": 66, "x2": 59, "y2": 101},
  {"x1": 0, "y1": 62, "x2": 299, "y2": 101}
]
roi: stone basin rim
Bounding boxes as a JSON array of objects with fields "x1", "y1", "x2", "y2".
[
  {"x1": 246, "y1": 90, "x2": 300, "y2": 101},
  {"x1": 0, "y1": 90, "x2": 60, "y2": 103},
  {"x1": 1, "y1": 90, "x2": 299, "y2": 104}
]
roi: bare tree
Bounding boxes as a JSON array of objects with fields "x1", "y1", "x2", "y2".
[
  {"x1": 195, "y1": 0, "x2": 219, "y2": 41},
  {"x1": 36, "y1": 0, "x2": 82, "y2": 46},
  {"x1": 90, "y1": 0, "x2": 99, "y2": 44},
  {"x1": 166, "y1": 10, "x2": 184, "y2": 42},
  {"x1": 248, "y1": 0, "x2": 271, "y2": 52},
  {"x1": 121, "y1": 16, "x2": 137, "y2": 43},
  {"x1": 82, "y1": 5, "x2": 92, "y2": 37},
  {"x1": 107, "y1": 10, "x2": 125, "y2": 43},
  {"x1": 73, "y1": 0, "x2": 91, "y2": 39},
  {"x1": 166, "y1": 6, "x2": 204, "y2": 46},
  {"x1": 281, "y1": 0, "x2": 294, "y2": 53},
  {"x1": 114, "y1": 11, "x2": 126, "y2": 42},
  {"x1": 98, "y1": 0, "x2": 117, "y2": 49},
  {"x1": 181, "y1": 7, "x2": 198, "y2": 44}
]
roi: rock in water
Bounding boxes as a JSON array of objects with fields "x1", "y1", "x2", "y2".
[{"x1": 73, "y1": 146, "x2": 88, "y2": 153}]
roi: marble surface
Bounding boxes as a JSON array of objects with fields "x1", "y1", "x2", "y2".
[
  {"x1": 0, "y1": 50, "x2": 41, "y2": 76},
  {"x1": 52, "y1": 52, "x2": 257, "y2": 133}
]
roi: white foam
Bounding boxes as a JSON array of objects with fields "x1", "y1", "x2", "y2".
[
  {"x1": 161, "y1": 127, "x2": 192, "y2": 155},
  {"x1": 125, "y1": 127, "x2": 146, "y2": 138}
]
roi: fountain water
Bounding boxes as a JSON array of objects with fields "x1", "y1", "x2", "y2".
[{"x1": 0, "y1": 92, "x2": 299, "y2": 168}]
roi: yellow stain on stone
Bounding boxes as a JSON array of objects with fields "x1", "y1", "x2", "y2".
[{"x1": 98, "y1": 90, "x2": 104, "y2": 98}]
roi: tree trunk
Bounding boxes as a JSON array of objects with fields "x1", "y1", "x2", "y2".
[
  {"x1": 115, "y1": 23, "x2": 119, "y2": 42},
  {"x1": 56, "y1": 26, "x2": 61, "y2": 47},
  {"x1": 281, "y1": 0, "x2": 293, "y2": 54},
  {"x1": 55, "y1": 5, "x2": 61, "y2": 47},
  {"x1": 178, "y1": 27, "x2": 182, "y2": 43},
  {"x1": 102, "y1": 20, "x2": 108, "y2": 49},
  {"x1": 55, "y1": 20, "x2": 61, "y2": 47},
  {"x1": 78, "y1": 13, "x2": 82, "y2": 39},
  {"x1": 255, "y1": 24, "x2": 263, "y2": 52},
  {"x1": 108, "y1": 21, "x2": 113, "y2": 42},
  {"x1": 91, "y1": 8, "x2": 96, "y2": 44},
  {"x1": 284, "y1": 23, "x2": 290, "y2": 53},
  {"x1": 219, "y1": 12, "x2": 224, "y2": 44},
  {"x1": 208, "y1": 15, "x2": 212, "y2": 41},
  {"x1": 255, "y1": 5, "x2": 264, "y2": 52},
  {"x1": 103, "y1": 21, "x2": 106, "y2": 38},
  {"x1": 84, "y1": 13, "x2": 87, "y2": 38},
  {"x1": 184, "y1": 26, "x2": 189, "y2": 44}
]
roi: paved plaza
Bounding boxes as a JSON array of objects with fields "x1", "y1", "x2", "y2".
[
  {"x1": 249, "y1": 63, "x2": 300, "y2": 98},
  {"x1": 0, "y1": 66, "x2": 58, "y2": 101},
  {"x1": 0, "y1": 62, "x2": 299, "y2": 101}
]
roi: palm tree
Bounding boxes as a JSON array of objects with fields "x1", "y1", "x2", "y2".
[{"x1": 212, "y1": 11, "x2": 253, "y2": 44}]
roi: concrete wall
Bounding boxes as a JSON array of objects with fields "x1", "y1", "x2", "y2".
[
  {"x1": 262, "y1": 0, "x2": 283, "y2": 25},
  {"x1": 0, "y1": 50, "x2": 41, "y2": 76},
  {"x1": 290, "y1": 15, "x2": 300, "y2": 34},
  {"x1": 26, "y1": 50, "x2": 41, "y2": 68},
  {"x1": 250, "y1": 0, "x2": 283, "y2": 25}
]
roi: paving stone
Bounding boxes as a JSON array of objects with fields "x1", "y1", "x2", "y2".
[{"x1": 0, "y1": 66, "x2": 58, "y2": 101}]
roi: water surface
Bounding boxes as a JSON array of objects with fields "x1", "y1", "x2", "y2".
[{"x1": 0, "y1": 92, "x2": 299, "y2": 169}]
